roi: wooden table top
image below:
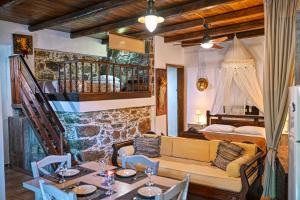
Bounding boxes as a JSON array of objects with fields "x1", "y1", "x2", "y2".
[{"x1": 23, "y1": 161, "x2": 179, "y2": 199}]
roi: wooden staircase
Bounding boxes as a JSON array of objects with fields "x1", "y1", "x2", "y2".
[{"x1": 10, "y1": 55, "x2": 69, "y2": 155}]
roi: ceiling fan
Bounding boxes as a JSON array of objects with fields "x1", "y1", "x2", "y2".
[{"x1": 175, "y1": 22, "x2": 228, "y2": 49}]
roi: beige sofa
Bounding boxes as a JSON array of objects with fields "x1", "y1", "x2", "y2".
[{"x1": 112, "y1": 136, "x2": 263, "y2": 200}]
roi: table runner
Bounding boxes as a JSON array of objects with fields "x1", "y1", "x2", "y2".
[
  {"x1": 42, "y1": 166, "x2": 96, "y2": 183},
  {"x1": 115, "y1": 184, "x2": 169, "y2": 200}
]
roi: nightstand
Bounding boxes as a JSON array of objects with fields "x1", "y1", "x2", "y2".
[{"x1": 187, "y1": 123, "x2": 206, "y2": 131}]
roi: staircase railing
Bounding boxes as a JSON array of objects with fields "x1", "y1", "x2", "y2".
[
  {"x1": 39, "y1": 59, "x2": 151, "y2": 101},
  {"x1": 10, "y1": 55, "x2": 68, "y2": 155}
]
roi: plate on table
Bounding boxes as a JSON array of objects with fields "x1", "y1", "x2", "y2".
[
  {"x1": 58, "y1": 169, "x2": 80, "y2": 177},
  {"x1": 72, "y1": 184, "x2": 97, "y2": 196},
  {"x1": 137, "y1": 186, "x2": 162, "y2": 198},
  {"x1": 116, "y1": 169, "x2": 137, "y2": 177}
]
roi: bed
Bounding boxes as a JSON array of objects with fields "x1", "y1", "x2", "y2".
[
  {"x1": 200, "y1": 110, "x2": 266, "y2": 154},
  {"x1": 182, "y1": 108, "x2": 266, "y2": 154}
]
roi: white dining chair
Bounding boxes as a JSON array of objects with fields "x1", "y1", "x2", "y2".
[
  {"x1": 31, "y1": 153, "x2": 72, "y2": 178},
  {"x1": 121, "y1": 155, "x2": 160, "y2": 175},
  {"x1": 155, "y1": 175, "x2": 190, "y2": 200},
  {"x1": 39, "y1": 179, "x2": 77, "y2": 200}
]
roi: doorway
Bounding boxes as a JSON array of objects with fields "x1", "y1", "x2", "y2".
[{"x1": 167, "y1": 64, "x2": 184, "y2": 136}]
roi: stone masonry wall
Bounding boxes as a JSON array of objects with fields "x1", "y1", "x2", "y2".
[{"x1": 57, "y1": 106, "x2": 151, "y2": 161}]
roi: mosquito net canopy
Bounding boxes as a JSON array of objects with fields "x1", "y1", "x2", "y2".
[{"x1": 211, "y1": 36, "x2": 264, "y2": 114}]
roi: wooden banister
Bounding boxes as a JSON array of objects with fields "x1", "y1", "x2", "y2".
[
  {"x1": 10, "y1": 55, "x2": 68, "y2": 156},
  {"x1": 18, "y1": 56, "x2": 65, "y2": 133}
]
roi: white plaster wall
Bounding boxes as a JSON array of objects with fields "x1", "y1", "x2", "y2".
[
  {"x1": 184, "y1": 36, "x2": 265, "y2": 124},
  {"x1": 153, "y1": 36, "x2": 184, "y2": 135},
  {"x1": 0, "y1": 63, "x2": 6, "y2": 200},
  {"x1": 0, "y1": 21, "x2": 184, "y2": 164}
]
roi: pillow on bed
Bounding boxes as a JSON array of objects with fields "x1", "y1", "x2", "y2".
[
  {"x1": 234, "y1": 126, "x2": 265, "y2": 135},
  {"x1": 202, "y1": 124, "x2": 236, "y2": 133}
]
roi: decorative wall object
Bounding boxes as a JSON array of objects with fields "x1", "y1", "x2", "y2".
[
  {"x1": 155, "y1": 69, "x2": 167, "y2": 116},
  {"x1": 196, "y1": 78, "x2": 209, "y2": 91},
  {"x1": 13, "y1": 34, "x2": 33, "y2": 57},
  {"x1": 196, "y1": 50, "x2": 209, "y2": 91},
  {"x1": 57, "y1": 106, "x2": 151, "y2": 161}
]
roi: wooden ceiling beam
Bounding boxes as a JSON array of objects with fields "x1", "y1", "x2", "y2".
[
  {"x1": 70, "y1": 0, "x2": 240, "y2": 39},
  {"x1": 0, "y1": 0, "x2": 26, "y2": 8},
  {"x1": 180, "y1": 29, "x2": 264, "y2": 47},
  {"x1": 164, "y1": 19, "x2": 264, "y2": 43},
  {"x1": 130, "y1": 5, "x2": 264, "y2": 38},
  {"x1": 28, "y1": 0, "x2": 139, "y2": 32}
]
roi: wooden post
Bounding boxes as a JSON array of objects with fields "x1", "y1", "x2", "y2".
[
  {"x1": 81, "y1": 63, "x2": 84, "y2": 93},
  {"x1": 98, "y1": 62, "x2": 101, "y2": 93},
  {"x1": 295, "y1": 11, "x2": 300, "y2": 85},
  {"x1": 75, "y1": 62, "x2": 78, "y2": 93},
  {"x1": 90, "y1": 63, "x2": 93, "y2": 93},
  {"x1": 113, "y1": 64, "x2": 115, "y2": 93},
  {"x1": 9, "y1": 56, "x2": 21, "y2": 105},
  {"x1": 106, "y1": 64, "x2": 109, "y2": 93}
]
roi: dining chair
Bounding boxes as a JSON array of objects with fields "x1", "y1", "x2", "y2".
[
  {"x1": 121, "y1": 155, "x2": 160, "y2": 175},
  {"x1": 155, "y1": 175, "x2": 190, "y2": 200},
  {"x1": 39, "y1": 179, "x2": 77, "y2": 200},
  {"x1": 31, "y1": 153, "x2": 72, "y2": 178}
]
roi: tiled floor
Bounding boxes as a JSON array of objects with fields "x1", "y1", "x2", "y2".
[{"x1": 5, "y1": 167, "x2": 35, "y2": 200}]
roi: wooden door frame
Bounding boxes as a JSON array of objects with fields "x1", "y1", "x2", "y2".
[{"x1": 166, "y1": 64, "x2": 185, "y2": 136}]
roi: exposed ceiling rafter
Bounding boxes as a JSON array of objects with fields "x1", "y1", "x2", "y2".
[
  {"x1": 70, "y1": 0, "x2": 240, "y2": 39},
  {"x1": 130, "y1": 5, "x2": 264, "y2": 39},
  {"x1": 180, "y1": 29, "x2": 264, "y2": 47},
  {"x1": 0, "y1": 0, "x2": 26, "y2": 8},
  {"x1": 28, "y1": 0, "x2": 140, "y2": 32},
  {"x1": 164, "y1": 19, "x2": 264, "y2": 43}
]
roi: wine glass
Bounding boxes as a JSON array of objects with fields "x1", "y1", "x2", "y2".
[
  {"x1": 58, "y1": 164, "x2": 67, "y2": 183},
  {"x1": 98, "y1": 158, "x2": 107, "y2": 176},
  {"x1": 105, "y1": 171, "x2": 115, "y2": 196},
  {"x1": 144, "y1": 167, "x2": 154, "y2": 186}
]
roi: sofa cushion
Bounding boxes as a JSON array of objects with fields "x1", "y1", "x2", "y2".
[
  {"x1": 151, "y1": 156, "x2": 255, "y2": 192},
  {"x1": 172, "y1": 137, "x2": 210, "y2": 162},
  {"x1": 212, "y1": 141, "x2": 244, "y2": 171},
  {"x1": 134, "y1": 135, "x2": 161, "y2": 158},
  {"x1": 226, "y1": 154, "x2": 253, "y2": 177},
  {"x1": 160, "y1": 136, "x2": 173, "y2": 156},
  {"x1": 210, "y1": 140, "x2": 257, "y2": 161},
  {"x1": 118, "y1": 145, "x2": 134, "y2": 158}
]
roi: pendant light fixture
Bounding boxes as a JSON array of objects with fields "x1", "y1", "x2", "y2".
[{"x1": 138, "y1": 0, "x2": 164, "y2": 32}]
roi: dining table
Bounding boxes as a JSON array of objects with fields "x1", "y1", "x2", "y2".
[{"x1": 23, "y1": 161, "x2": 179, "y2": 200}]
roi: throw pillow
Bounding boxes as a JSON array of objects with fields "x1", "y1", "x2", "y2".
[
  {"x1": 212, "y1": 141, "x2": 244, "y2": 171},
  {"x1": 134, "y1": 135, "x2": 161, "y2": 158}
]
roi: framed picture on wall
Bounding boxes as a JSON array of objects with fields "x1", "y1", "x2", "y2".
[
  {"x1": 13, "y1": 34, "x2": 33, "y2": 57},
  {"x1": 156, "y1": 69, "x2": 167, "y2": 116}
]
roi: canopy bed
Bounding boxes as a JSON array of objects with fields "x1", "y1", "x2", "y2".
[{"x1": 184, "y1": 36, "x2": 266, "y2": 153}]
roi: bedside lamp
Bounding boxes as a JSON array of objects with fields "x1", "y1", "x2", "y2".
[{"x1": 196, "y1": 110, "x2": 206, "y2": 125}]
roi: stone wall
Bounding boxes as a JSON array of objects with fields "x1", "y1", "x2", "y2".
[{"x1": 57, "y1": 106, "x2": 151, "y2": 161}]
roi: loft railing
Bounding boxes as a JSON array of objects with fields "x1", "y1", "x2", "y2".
[
  {"x1": 38, "y1": 59, "x2": 151, "y2": 101},
  {"x1": 10, "y1": 55, "x2": 68, "y2": 155}
]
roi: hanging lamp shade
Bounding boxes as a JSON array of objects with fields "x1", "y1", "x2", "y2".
[{"x1": 138, "y1": 0, "x2": 164, "y2": 32}]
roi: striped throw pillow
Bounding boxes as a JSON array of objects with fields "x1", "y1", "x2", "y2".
[
  {"x1": 134, "y1": 135, "x2": 161, "y2": 158},
  {"x1": 212, "y1": 141, "x2": 244, "y2": 171}
]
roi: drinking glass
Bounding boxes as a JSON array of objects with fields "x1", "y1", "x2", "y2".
[
  {"x1": 145, "y1": 167, "x2": 154, "y2": 186},
  {"x1": 58, "y1": 164, "x2": 67, "y2": 183},
  {"x1": 98, "y1": 158, "x2": 107, "y2": 176},
  {"x1": 105, "y1": 172, "x2": 115, "y2": 196}
]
